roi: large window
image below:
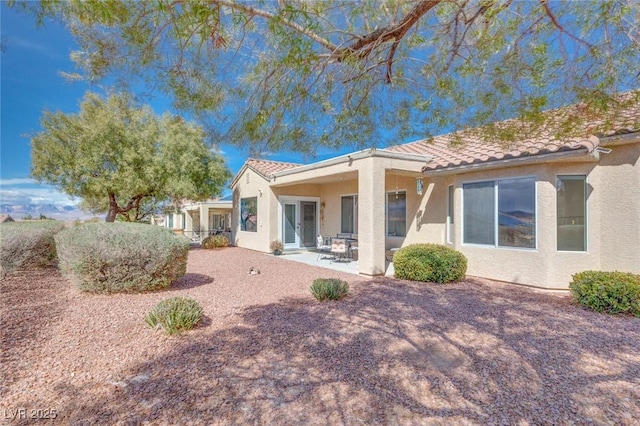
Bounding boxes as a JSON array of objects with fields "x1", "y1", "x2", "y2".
[
  {"x1": 387, "y1": 191, "x2": 406, "y2": 237},
  {"x1": 557, "y1": 176, "x2": 587, "y2": 251},
  {"x1": 341, "y1": 195, "x2": 358, "y2": 234},
  {"x1": 463, "y1": 177, "x2": 536, "y2": 248},
  {"x1": 240, "y1": 197, "x2": 258, "y2": 232}
]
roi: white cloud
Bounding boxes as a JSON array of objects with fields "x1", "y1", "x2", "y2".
[
  {"x1": 0, "y1": 178, "x2": 38, "y2": 186},
  {"x1": 0, "y1": 183, "x2": 78, "y2": 207}
]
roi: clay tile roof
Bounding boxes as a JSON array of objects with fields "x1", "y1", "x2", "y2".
[
  {"x1": 386, "y1": 92, "x2": 640, "y2": 172},
  {"x1": 245, "y1": 158, "x2": 302, "y2": 178}
]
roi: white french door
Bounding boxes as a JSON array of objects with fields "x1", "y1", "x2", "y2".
[{"x1": 283, "y1": 202, "x2": 299, "y2": 249}]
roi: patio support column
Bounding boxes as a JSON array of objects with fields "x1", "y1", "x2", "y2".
[
  {"x1": 199, "y1": 204, "x2": 207, "y2": 234},
  {"x1": 185, "y1": 210, "x2": 193, "y2": 235},
  {"x1": 357, "y1": 158, "x2": 386, "y2": 275}
]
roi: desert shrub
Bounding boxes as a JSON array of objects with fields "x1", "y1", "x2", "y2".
[
  {"x1": 269, "y1": 239, "x2": 283, "y2": 254},
  {"x1": 55, "y1": 222, "x2": 189, "y2": 293},
  {"x1": 310, "y1": 278, "x2": 350, "y2": 302},
  {"x1": 201, "y1": 234, "x2": 229, "y2": 249},
  {"x1": 394, "y1": 244, "x2": 467, "y2": 284},
  {"x1": 0, "y1": 220, "x2": 64, "y2": 274},
  {"x1": 569, "y1": 271, "x2": 640, "y2": 316},
  {"x1": 146, "y1": 297, "x2": 203, "y2": 335}
]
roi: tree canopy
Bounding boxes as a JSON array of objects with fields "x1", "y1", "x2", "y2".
[
  {"x1": 18, "y1": 1, "x2": 640, "y2": 154},
  {"x1": 31, "y1": 92, "x2": 231, "y2": 222}
]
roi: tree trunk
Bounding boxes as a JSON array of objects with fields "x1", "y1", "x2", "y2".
[{"x1": 106, "y1": 192, "x2": 119, "y2": 222}]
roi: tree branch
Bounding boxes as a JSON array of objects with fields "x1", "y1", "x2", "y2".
[
  {"x1": 540, "y1": 0, "x2": 594, "y2": 50},
  {"x1": 337, "y1": 0, "x2": 441, "y2": 59},
  {"x1": 211, "y1": 0, "x2": 338, "y2": 52}
]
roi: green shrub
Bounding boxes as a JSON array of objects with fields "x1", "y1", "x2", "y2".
[
  {"x1": 569, "y1": 271, "x2": 640, "y2": 316},
  {"x1": 0, "y1": 220, "x2": 64, "y2": 274},
  {"x1": 393, "y1": 244, "x2": 467, "y2": 284},
  {"x1": 201, "y1": 234, "x2": 229, "y2": 249},
  {"x1": 310, "y1": 278, "x2": 350, "y2": 302},
  {"x1": 146, "y1": 297, "x2": 203, "y2": 335},
  {"x1": 55, "y1": 222, "x2": 189, "y2": 293}
]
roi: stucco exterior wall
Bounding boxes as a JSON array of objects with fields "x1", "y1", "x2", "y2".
[
  {"x1": 414, "y1": 148, "x2": 640, "y2": 289},
  {"x1": 232, "y1": 168, "x2": 274, "y2": 253},
  {"x1": 595, "y1": 143, "x2": 640, "y2": 272}
]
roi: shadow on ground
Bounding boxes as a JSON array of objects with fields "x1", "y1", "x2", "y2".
[{"x1": 41, "y1": 279, "x2": 640, "y2": 424}]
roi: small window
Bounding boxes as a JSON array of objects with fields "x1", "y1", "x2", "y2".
[
  {"x1": 447, "y1": 185, "x2": 454, "y2": 244},
  {"x1": 557, "y1": 176, "x2": 587, "y2": 251},
  {"x1": 341, "y1": 195, "x2": 358, "y2": 234},
  {"x1": 387, "y1": 191, "x2": 406, "y2": 237},
  {"x1": 168, "y1": 215, "x2": 174, "y2": 229},
  {"x1": 240, "y1": 197, "x2": 258, "y2": 232}
]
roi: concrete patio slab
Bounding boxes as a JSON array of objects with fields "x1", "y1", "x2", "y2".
[{"x1": 278, "y1": 250, "x2": 395, "y2": 276}]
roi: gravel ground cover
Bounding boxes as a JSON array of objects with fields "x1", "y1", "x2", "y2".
[{"x1": 1, "y1": 246, "x2": 639, "y2": 425}]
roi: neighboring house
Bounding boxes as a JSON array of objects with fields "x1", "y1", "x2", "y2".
[
  {"x1": 0, "y1": 214, "x2": 15, "y2": 223},
  {"x1": 164, "y1": 198, "x2": 233, "y2": 240},
  {"x1": 230, "y1": 99, "x2": 640, "y2": 289}
]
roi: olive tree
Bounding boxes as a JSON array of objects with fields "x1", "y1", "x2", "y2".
[{"x1": 31, "y1": 92, "x2": 231, "y2": 222}]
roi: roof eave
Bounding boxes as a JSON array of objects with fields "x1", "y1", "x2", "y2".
[
  {"x1": 271, "y1": 148, "x2": 432, "y2": 179},
  {"x1": 421, "y1": 148, "x2": 596, "y2": 176}
]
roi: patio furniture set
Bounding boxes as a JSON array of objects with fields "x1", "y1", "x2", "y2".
[{"x1": 316, "y1": 233, "x2": 358, "y2": 263}]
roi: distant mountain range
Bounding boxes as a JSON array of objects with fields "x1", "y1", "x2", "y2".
[
  {"x1": 499, "y1": 210, "x2": 535, "y2": 227},
  {"x1": 0, "y1": 203, "x2": 98, "y2": 221}
]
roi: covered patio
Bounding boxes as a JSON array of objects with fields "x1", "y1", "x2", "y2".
[
  {"x1": 267, "y1": 148, "x2": 431, "y2": 276},
  {"x1": 277, "y1": 250, "x2": 396, "y2": 276}
]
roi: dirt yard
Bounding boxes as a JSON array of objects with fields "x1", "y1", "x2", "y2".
[{"x1": 1, "y1": 247, "x2": 639, "y2": 425}]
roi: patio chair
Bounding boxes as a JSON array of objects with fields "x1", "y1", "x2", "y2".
[
  {"x1": 330, "y1": 238, "x2": 348, "y2": 263},
  {"x1": 316, "y1": 235, "x2": 332, "y2": 260}
]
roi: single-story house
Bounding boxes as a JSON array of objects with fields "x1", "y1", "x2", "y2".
[
  {"x1": 164, "y1": 198, "x2": 233, "y2": 241},
  {"x1": 230, "y1": 100, "x2": 639, "y2": 289},
  {"x1": 0, "y1": 214, "x2": 15, "y2": 223}
]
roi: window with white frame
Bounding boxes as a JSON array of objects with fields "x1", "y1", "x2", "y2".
[
  {"x1": 463, "y1": 177, "x2": 536, "y2": 248},
  {"x1": 387, "y1": 191, "x2": 407, "y2": 237},
  {"x1": 341, "y1": 195, "x2": 358, "y2": 234},
  {"x1": 447, "y1": 185, "x2": 454, "y2": 244},
  {"x1": 557, "y1": 175, "x2": 587, "y2": 251}
]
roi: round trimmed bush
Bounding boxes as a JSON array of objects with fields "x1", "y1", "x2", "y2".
[
  {"x1": 201, "y1": 234, "x2": 229, "y2": 249},
  {"x1": 55, "y1": 222, "x2": 189, "y2": 293},
  {"x1": 0, "y1": 220, "x2": 64, "y2": 274},
  {"x1": 393, "y1": 244, "x2": 467, "y2": 284},
  {"x1": 145, "y1": 297, "x2": 203, "y2": 335},
  {"x1": 569, "y1": 271, "x2": 640, "y2": 316}
]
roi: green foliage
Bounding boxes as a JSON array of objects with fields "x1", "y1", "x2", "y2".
[
  {"x1": 569, "y1": 271, "x2": 640, "y2": 316},
  {"x1": 145, "y1": 297, "x2": 204, "y2": 335},
  {"x1": 31, "y1": 91, "x2": 231, "y2": 222},
  {"x1": 310, "y1": 278, "x2": 350, "y2": 302},
  {"x1": 12, "y1": 1, "x2": 640, "y2": 153},
  {"x1": 394, "y1": 244, "x2": 467, "y2": 284},
  {"x1": 0, "y1": 221, "x2": 64, "y2": 274},
  {"x1": 201, "y1": 234, "x2": 229, "y2": 249},
  {"x1": 55, "y1": 222, "x2": 189, "y2": 293}
]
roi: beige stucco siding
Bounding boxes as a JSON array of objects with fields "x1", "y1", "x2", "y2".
[
  {"x1": 415, "y1": 148, "x2": 640, "y2": 289},
  {"x1": 595, "y1": 143, "x2": 640, "y2": 272},
  {"x1": 232, "y1": 168, "x2": 274, "y2": 253}
]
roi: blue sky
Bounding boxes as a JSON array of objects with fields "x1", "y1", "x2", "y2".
[{"x1": 0, "y1": 3, "x2": 352, "y2": 210}]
